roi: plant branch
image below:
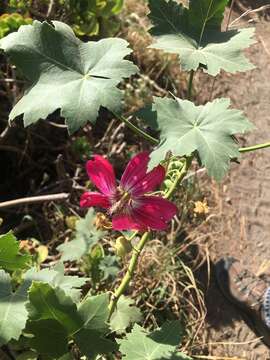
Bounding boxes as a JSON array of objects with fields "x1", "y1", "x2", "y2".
[
  {"x1": 112, "y1": 112, "x2": 159, "y2": 145},
  {"x1": 108, "y1": 156, "x2": 193, "y2": 319},
  {"x1": 239, "y1": 142, "x2": 270, "y2": 153},
  {"x1": 0, "y1": 126, "x2": 10, "y2": 144},
  {"x1": 0, "y1": 193, "x2": 69, "y2": 210},
  {"x1": 108, "y1": 231, "x2": 150, "y2": 318}
]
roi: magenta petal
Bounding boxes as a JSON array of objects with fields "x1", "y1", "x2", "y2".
[
  {"x1": 132, "y1": 196, "x2": 178, "y2": 230},
  {"x1": 131, "y1": 165, "x2": 165, "y2": 196},
  {"x1": 112, "y1": 213, "x2": 143, "y2": 231},
  {"x1": 120, "y1": 152, "x2": 149, "y2": 191},
  {"x1": 80, "y1": 192, "x2": 111, "y2": 209},
  {"x1": 86, "y1": 155, "x2": 116, "y2": 196}
]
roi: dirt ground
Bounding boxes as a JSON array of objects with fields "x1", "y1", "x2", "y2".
[{"x1": 199, "y1": 6, "x2": 270, "y2": 360}]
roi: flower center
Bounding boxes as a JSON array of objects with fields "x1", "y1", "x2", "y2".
[{"x1": 109, "y1": 187, "x2": 132, "y2": 216}]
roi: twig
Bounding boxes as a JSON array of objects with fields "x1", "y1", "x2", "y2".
[
  {"x1": 47, "y1": 0, "x2": 55, "y2": 18},
  {"x1": 0, "y1": 193, "x2": 69, "y2": 210},
  {"x1": 0, "y1": 127, "x2": 10, "y2": 142},
  {"x1": 229, "y1": 4, "x2": 270, "y2": 27}
]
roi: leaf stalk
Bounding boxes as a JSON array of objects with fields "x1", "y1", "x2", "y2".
[
  {"x1": 239, "y1": 142, "x2": 270, "y2": 153},
  {"x1": 113, "y1": 112, "x2": 159, "y2": 145}
]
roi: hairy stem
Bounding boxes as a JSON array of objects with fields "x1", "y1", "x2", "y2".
[
  {"x1": 108, "y1": 156, "x2": 193, "y2": 319},
  {"x1": 113, "y1": 112, "x2": 159, "y2": 145},
  {"x1": 108, "y1": 231, "x2": 150, "y2": 318},
  {"x1": 239, "y1": 142, "x2": 270, "y2": 153}
]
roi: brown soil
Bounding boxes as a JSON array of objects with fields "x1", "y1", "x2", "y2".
[{"x1": 198, "y1": 7, "x2": 270, "y2": 360}]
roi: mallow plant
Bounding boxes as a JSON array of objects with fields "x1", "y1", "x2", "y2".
[{"x1": 0, "y1": 0, "x2": 269, "y2": 359}]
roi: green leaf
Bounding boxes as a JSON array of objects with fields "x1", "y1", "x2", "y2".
[
  {"x1": 0, "y1": 20, "x2": 138, "y2": 133},
  {"x1": 99, "y1": 255, "x2": 119, "y2": 281},
  {"x1": 27, "y1": 282, "x2": 82, "y2": 333},
  {"x1": 0, "y1": 270, "x2": 29, "y2": 345},
  {"x1": 57, "y1": 209, "x2": 105, "y2": 262},
  {"x1": 74, "y1": 328, "x2": 117, "y2": 359},
  {"x1": 77, "y1": 293, "x2": 110, "y2": 331},
  {"x1": 139, "y1": 97, "x2": 254, "y2": 180},
  {"x1": 0, "y1": 13, "x2": 32, "y2": 39},
  {"x1": 0, "y1": 231, "x2": 31, "y2": 271},
  {"x1": 148, "y1": 0, "x2": 256, "y2": 76},
  {"x1": 110, "y1": 296, "x2": 142, "y2": 334},
  {"x1": 51, "y1": 263, "x2": 88, "y2": 302},
  {"x1": 26, "y1": 282, "x2": 81, "y2": 357},
  {"x1": 74, "y1": 293, "x2": 117, "y2": 358},
  {"x1": 26, "y1": 285, "x2": 116, "y2": 358},
  {"x1": 26, "y1": 320, "x2": 69, "y2": 358},
  {"x1": 25, "y1": 264, "x2": 88, "y2": 302},
  {"x1": 0, "y1": 263, "x2": 88, "y2": 346},
  {"x1": 118, "y1": 321, "x2": 184, "y2": 359}
]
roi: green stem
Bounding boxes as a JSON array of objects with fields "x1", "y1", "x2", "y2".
[
  {"x1": 239, "y1": 142, "x2": 270, "y2": 153},
  {"x1": 187, "y1": 70, "x2": 194, "y2": 100},
  {"x1": 113, "y1": 112, "x2": 159, "y2": 145},
  {"x1": 108, "y1": 156, "x2": 193, "y2": 319},
  {"x1": 108, "y1": 231, "x2": 150, "y2": 319}
]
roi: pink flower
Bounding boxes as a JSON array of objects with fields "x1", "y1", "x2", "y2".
[{"x1": 80, "y1": 152, "x2": 178, "y2": 231}]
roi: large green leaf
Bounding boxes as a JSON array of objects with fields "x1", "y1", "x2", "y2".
[
  {"x1": 26, "y1": 283, "x2": 81, "y2": 356},
  {"x1": 74, "y1": 293, "x2": 117, "y2": 358},
  {"x1": 26, "y1": 284, "x2": 115, "y2": 358},
  {"x1": 0, "y1": 264, "x2": 88, "y2": 346},
  {"x1": 0, "y1": 20, "x2": 138, "y2": 133},
  {"x1": 118, "y1": 321, "x2": 188, "y2": 360},
  {"x1": 138, "y1": 97, "x2": 254, "y2": 180},
  {"x1": 110, "y1": 296, "x2": 142, "y2": 334},
  {"x1": 148, "y1": 0, "x2": 256, "y2": 76},
  {"x1": 0, "y1": 231, "x2": 31, "y2": 271},
  {"x1": 0, "y1": 270, "x2": 29, "y2": 346},
  {"x1": 27, "y1": 283, "x2": 81, "y2": 332},
  {"x1": 57, "y1": 209, "x2": 105, "y2": 262}
]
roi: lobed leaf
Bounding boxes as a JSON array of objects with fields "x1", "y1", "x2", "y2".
[
  {"x1": 25, "y1": 263, "x2": 88, "y2": 302},
  {"x1": 57, "y1": 209, "x2": 105, "y2": 262},
  {"x1": 99, "y1": 255, "x2": 119, "y2": 280},
  {"x1": 0, "y1": 264, "x2": 88, "y2": 346},
  {"x1": 148, "y1": 0, "x2": 256, "y2": 76},
  {"x1": 0, "y1": 20, "x2": 138, "y2": 133},
  {"x1": 138, "y1": 96, "x2": 254, "y2": 180},
  {"x1": 0, "y1": 231, "x2": 31, "y2": 271},
  {"x1": 26, "y1": 284, "x2": 116, "y2": 358},
  {"x1": 0, "y1": 270, "x2": 29, "y2": 346},
  {"x1": 74, "y1": 293, "x2": 117, "y2": 358},
  {"x1": 110, "y1": 295, "x2": 142, "y2": 334},
  {"x1": 118, "y1": 321, "x2": 188, "y2": 360}
]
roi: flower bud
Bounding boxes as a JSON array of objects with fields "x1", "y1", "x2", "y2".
[
  {"x1": 115, "y1": 236, "x2": 133, "y2": 258},
  {"x1": 164, "y1": 179, "x2": 173, "y2": 189},
  {"x1": 65, "y1": 216, "x2": 78, "y2": 230},
  {"x1": 169, "y1": 160, "x2": 184, "y2": 171}
]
